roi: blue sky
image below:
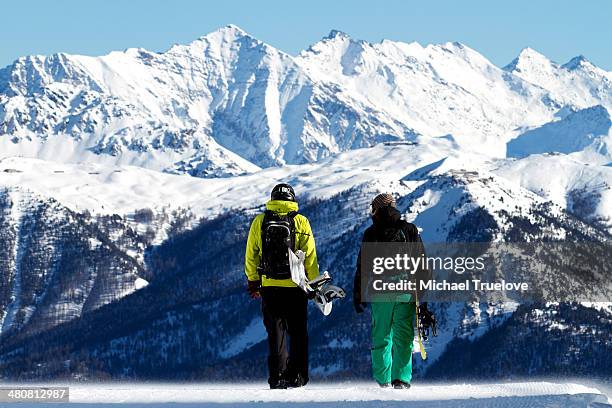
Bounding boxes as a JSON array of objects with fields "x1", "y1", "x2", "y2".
[{"x1": 1, "y1": 0, "x2": 610, "y2": 69}]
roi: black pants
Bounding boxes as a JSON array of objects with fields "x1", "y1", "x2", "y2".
[{"x1": 260, "y1": 286, "x2": 308, "y2": 384}]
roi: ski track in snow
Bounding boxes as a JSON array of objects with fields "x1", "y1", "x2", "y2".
[{"x1": 4, "y1": 382, "x2": 609, "y2": 407}]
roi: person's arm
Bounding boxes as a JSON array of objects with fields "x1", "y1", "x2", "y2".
[
  {"x1": 353, "y1": 228, "x2": 371, "y2": 313},
  {"x1": 353, "y1": 246, "x2": 364, "y2": 313},
  {"x1": 299, "y1": 216, "x2": 320, "y2": 281},
  {"x1": 245, "y1": 215, "x2": 263, "y2": 282}
]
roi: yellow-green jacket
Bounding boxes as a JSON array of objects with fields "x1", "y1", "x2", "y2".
[{"x1": 245, "y1": 200, "x2": 319, "y2": 287}]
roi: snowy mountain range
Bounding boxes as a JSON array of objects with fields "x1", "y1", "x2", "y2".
[
  {"x1": 0, "y1": 25, "x2": 611, "y2": 381},
  {"x1": 2, "y1": 25, "x2": 610, "y2": 173}
]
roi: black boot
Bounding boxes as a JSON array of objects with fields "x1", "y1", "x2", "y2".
[
  {"x1": 287, "y1": 373, "x2": 308, "y2": 388},
  {"x1": 392, "y1": 379, "x2": 411, "y2": 389},
  {"x1": 269, "y1": 378, "x2": 288, "y2": 389}
]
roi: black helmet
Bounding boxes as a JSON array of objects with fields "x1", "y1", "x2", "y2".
[{"x1": 271, "y1": 183, "x2": 296, "y2": 202}]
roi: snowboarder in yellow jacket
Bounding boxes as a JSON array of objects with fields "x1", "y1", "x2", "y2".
[{"x1": 245, "y1": 183, "x2": 319, "y2": 389}]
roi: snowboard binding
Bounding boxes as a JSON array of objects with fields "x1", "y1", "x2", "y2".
[
  {"x1": 288, "y1": 250, "x2": 345, "y2": 316},
  {"x1": 307, "y1": 272, "x2": 345, "y2": 299},
  {"x1": 304, "y1": 271, "x2": 345, "y2": 315},
  {"x1": 307, "y1": 271, "x2": 345, "y2": 314}
]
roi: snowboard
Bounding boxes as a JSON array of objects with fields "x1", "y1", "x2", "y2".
[
  {"x1": 414, "y1": 290, "x2": 427, "y2": 360},
  {"x1": 288, "y1": 249, "x2": 345, "y2": 315}
]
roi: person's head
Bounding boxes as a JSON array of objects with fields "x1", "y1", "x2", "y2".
[
  {"x1": 271, "y1": 183, "x2": 296, "y2": 202},
  {"x1": 370, "y1": 193, "x2": 396, "y2": 215}
]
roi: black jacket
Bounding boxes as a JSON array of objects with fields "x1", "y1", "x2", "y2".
[{"x1": 353, "y1": 206, "x2": 429, "y2": 305}]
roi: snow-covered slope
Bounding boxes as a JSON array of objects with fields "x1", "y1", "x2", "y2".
[
  {"x1": 493, "y1": 154, "x2": 612, "y2": 231},
  {"x1": 0, "y1": 187, "x2": 145, "y2": 337},
  {"x1": 9, "y1": 382, "x2": 609, "y2": 407},
  {"x1": 0, "y1": 142, "x2": 456, "y2": 217},
  {"x1": 400, "y1": 154, "x2": 555, "y2": 242},
  {"x1": 506, "y1": 105, "x2": 611, "y2": 160},
  {"x1": 3, "y1": 143, "x2": 610, "y2": 268}
]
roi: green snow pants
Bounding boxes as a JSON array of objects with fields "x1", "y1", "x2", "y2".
[{"x1": 370, "y1": 301, "x2": 416, "y2": 385}]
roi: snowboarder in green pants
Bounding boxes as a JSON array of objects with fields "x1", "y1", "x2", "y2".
[{"x1": 353, "y1": 193, "x2": 429, "y2": 389}]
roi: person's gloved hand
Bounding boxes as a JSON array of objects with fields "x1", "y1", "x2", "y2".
[
  {"x1": 306, "y1": 288, "x2": 317, "y2": 300},
  {"x1": 353, "y1": 293, "x2": 365, "y2": 313},
  {"x1": 417, "y1": 302, "x2": 437, "y2": 339},
  {"x1": 247, "y1": 279, "x2": 261, "y2": 299}
]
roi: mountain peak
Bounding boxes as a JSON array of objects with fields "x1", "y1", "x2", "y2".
[
  {"x1": 324, "y1": 29, "x2": 350, "y2": 41},
  {"x1": 518, "y1": 47, "x2": 545, "y2": 57},
  {"x1": 195, "y1": 24, "x2": 253, "y2": 44},
  {"x1": 300, "y1": 29, "x2": 355, "y2": 58},
  {"x1": 438, "y1": 41, "x2": 478, "y2": 55},
  {"x1": 516, "y1": 47, "x2": 551, "y2": 63},
  {"x1": 504, "y1": 47, "x2": 551, "y2": 72},
  {"x1": 562, "y1": 55, "x2": 592, "y2": 71},
  {"x1": 217, "y1": 24, "x2": 248, "y2": 35}
]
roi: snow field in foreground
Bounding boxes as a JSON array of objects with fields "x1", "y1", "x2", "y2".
[{"x1": 3, "y1": 382, "x2": 610, "y2": 407}]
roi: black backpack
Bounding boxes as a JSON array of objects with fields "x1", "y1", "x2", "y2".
[
  {"x1": 260, "y1": 210, "x2": 298, "y2": 279},
  {"x1": 379, "y1": 224, "x2": 407, "y2": 243}
]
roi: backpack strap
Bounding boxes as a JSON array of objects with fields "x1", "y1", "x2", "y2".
[
  {"x1": 261, "y1": 210, "x2": 273, "y2": 241},
  {"x1": 287, "y1": 211, "x2": 298, "y2": 250}
]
